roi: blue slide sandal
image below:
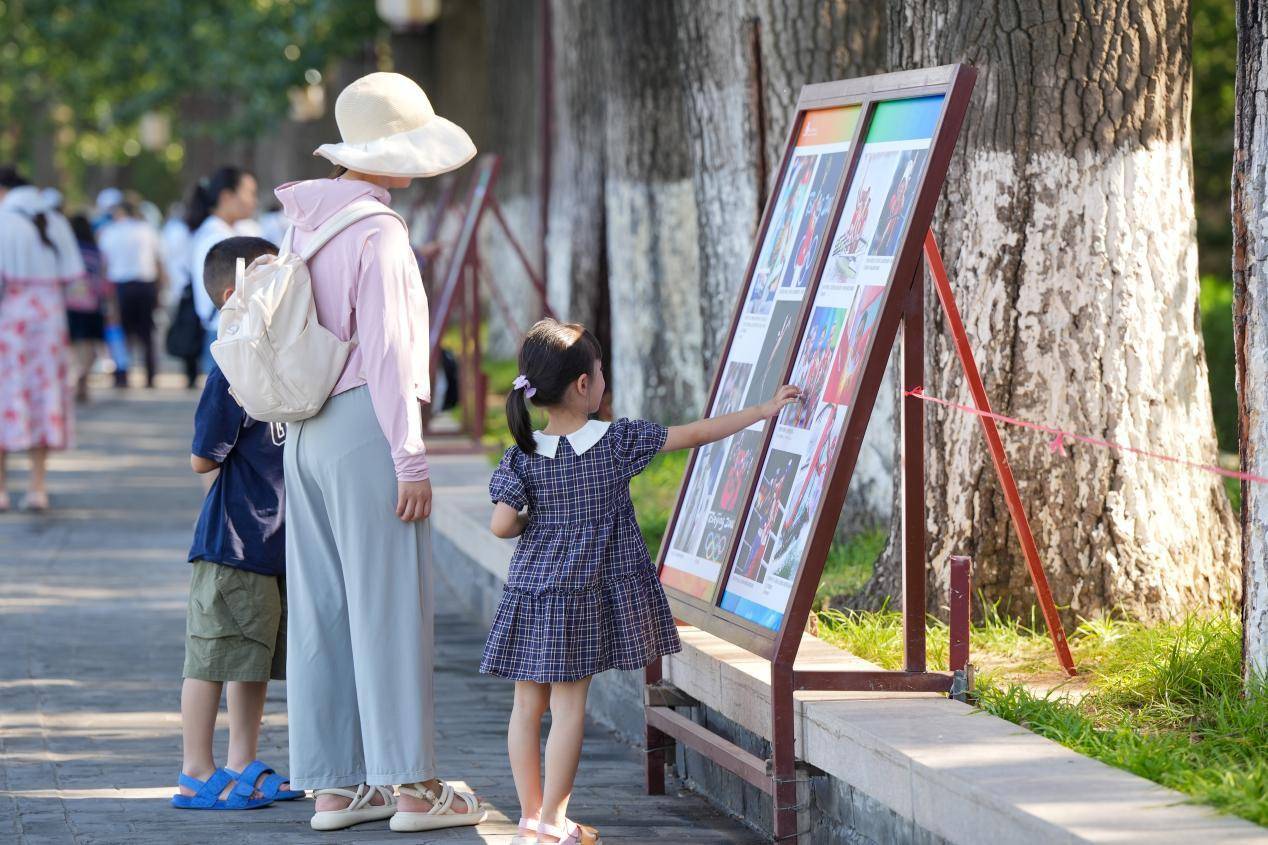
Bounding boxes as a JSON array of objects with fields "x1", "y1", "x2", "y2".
[
  {"x1": 224, "y1": 760, "x2": 305, "y2": 802},
  {"x1": 171, "y1": 769, "x2": 275, "y2": 810}
]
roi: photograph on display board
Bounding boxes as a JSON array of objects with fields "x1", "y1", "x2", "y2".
[
  {"x1": 670, "y1": 441, "x2": 727, "y2": 556},
  {"x1": 823, "y1": 285, "x2": 887, "y2": 407},
  {"x1": 870, "y1": 148, "x2": 928, "y2": 257},
  {"x1": 730, "y1": 449, "x2": 800, "y2": 586},
  {"x1": 780, "y1": 306, "x2": 847, "y2": 430},
  {"x1": 746, "y1": 154, "x2": 817, "y2": 315},
  {"x1": 770, "y1": 404, "x2": 847, "y2": 582},
  {"x1": 743, "y1": 300, "x2": 801, "y2": 408},
  {"x1": 713, "y1": 361, "x2": 755, "y2": 417},
  {"x1": 779, "y1": 151, "x2": 848, "y2": 291},
  {"x1": 820, "y1": 150, "x2": 901, "y2": 287},
  {"x1": 696, "y1": 429, "x2": 765, "y2": 563}
]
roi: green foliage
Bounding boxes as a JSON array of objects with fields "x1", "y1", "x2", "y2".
[
  {"x1": 630, "y1": 451, "x2": 689, "y2": 558},
  {"x1": 815, "y1": 528, "x2": 884, "y2": 609},
  {"x1": 1201, "y1": 275, "x2": 1237, "y2": 454},
  {"x1": 0, "y1": 0, "x2": 380, "y2": 188},
  {"x1": 818, "y1": 608, "x2": 1268, "y2": 826},
  {"x1": 1192, "y1": 0, "x2": 1237, "y2": 277}
]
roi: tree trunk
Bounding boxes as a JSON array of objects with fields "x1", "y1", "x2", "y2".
[
  {"x1": 600, "y1": 0, "x2": 705, "y2": 420},
  {"x1": 1235, "y1": 0, "x2": 1268, "y2": 685},
  {"x1": 545, "y1": 0, "x2": 610, "y2": 359},
  {"x1": 890, "y1": 0, "x2": 1238, "y2": 622},
  {"x1": 482, "y1": 0, "x2": 543, "y2": 357}
]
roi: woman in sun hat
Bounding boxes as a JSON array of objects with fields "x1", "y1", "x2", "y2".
[{"x1": 275, "y1": 72, "x2": 485, "y2": 834}]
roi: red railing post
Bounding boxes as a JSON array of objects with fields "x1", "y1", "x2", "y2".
[{"x1": 948, "y1": 555, "x2": 971, "y2": 673}]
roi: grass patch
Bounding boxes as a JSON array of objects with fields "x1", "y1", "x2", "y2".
[
  {"x1": 817, "y1": 607, "x2": 1268, "y2": 827},
  {"x1": 815, "y1": 528, "x2": 885, "y2": 609},
  {"x1": 631, "y1": 451, "x2": 690, "y2": 558}
]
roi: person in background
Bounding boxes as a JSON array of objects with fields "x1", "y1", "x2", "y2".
[
  {"x1": 99, "y1": 200, "x2": 166, "y2": 388},
  {"x1": 0, "y1": 166, "x2": 84, "y2": 512},
  {"x1": 186, "y1": 167, "x2": 258, "y2": 373},
  {"x1": 162, "y1": 196, "x2": 201, "y2": 388},
  {"x1": 93, "y1": 187, "x2": 123, "y2": 231},
  {"x1": 66, "y1": 215, "x2": 114, "y2": 403},
  {"x1": 258, "y1": 201, "x2": 287, "y2": 247}
]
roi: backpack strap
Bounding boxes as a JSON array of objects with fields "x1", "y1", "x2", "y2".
[{"x1": 295, "y1": 201, "x2": 406, "y2": 262}]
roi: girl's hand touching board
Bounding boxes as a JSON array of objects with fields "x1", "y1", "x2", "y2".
[{"x1": 662, "y1": 384, "x2": 801, "y2": 453}]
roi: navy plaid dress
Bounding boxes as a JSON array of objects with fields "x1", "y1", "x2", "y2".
[{"x1": 480, "y1": 418, "x2": 683, "y2": 682}]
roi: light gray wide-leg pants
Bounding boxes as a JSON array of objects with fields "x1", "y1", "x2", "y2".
[{"x1": 284, "y1": 386, "x2": 436, "y2": 789}]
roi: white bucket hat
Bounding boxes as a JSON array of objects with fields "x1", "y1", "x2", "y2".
[{"x1": 314, "y1": 72, "x2": 476, "y2": 178}]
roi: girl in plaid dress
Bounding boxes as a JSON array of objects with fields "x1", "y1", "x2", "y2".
[{"x1": 483, "y1": 319, "x2": 799, "y2": 845}]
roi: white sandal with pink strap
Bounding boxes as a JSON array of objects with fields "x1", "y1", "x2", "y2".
[
  {"x1": 538, "y1": 818, "x2": 602, "y2": 845},
  {"x1": 388, "y1": 780, "x2": 486, "y2": 831},
  {"x1": 512, "y1": 814, "x2": 540, "y2": 844}
]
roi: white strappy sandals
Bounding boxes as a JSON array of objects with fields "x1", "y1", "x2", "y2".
[
  {"x1": 309, "y1": 784, "x2": 397, "y2": 831},
  {"x1": 388, "y1": 780, "x2": 486, "y2": 832}
]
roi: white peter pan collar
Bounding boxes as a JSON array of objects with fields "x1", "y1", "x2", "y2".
[{"x1": 532, "y1": 420, "x2": 611, "y2": 459}]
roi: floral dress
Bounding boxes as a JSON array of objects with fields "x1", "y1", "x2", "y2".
[
  {"x1": 480, "y1": 418, "x2": 682, "y2": 682},
  {"x1": 0, "y1": 188, "x2": 83, "y2": 452}
]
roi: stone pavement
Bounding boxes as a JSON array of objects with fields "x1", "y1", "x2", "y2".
[{"x1": 0, "y1": 380, "x2": 761, "y2": 845}]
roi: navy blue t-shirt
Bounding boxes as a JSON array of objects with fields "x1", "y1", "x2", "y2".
[{"x1": 188, "y1": 366, "x2": 286, "y2": 576}]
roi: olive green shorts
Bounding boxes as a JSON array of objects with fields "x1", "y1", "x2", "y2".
[{"x1": 183, "y1": 560, "x2": 286, "y2": 683}]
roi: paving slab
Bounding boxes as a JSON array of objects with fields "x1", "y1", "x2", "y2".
[{"x1": 0, "y1": 379, "x2": 760, "y2": 845}]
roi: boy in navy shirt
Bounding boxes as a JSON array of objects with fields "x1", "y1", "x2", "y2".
[{"x1": 173, "y1": 237, "x2": 303, "y2": 810}]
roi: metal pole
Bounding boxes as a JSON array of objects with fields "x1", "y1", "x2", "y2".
[
  {"x1": 902, "y1": 262, "x2": 927, "y2": 673},
  {"x1": 923, "y1": 232, "x2": 1076, "y2": 676},
  {"x1": 770, "y1": 664, "x2": 798, "y2": 841},
  {"x1": 949, "y1": 555, "x2": 971, "y2": 672},
  {"x1": 644, "y1": 661, "x2": 668, "y2": 795}
]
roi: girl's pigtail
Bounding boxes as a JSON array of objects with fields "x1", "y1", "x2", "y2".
[
  {"x1": 506, "y1": 387, "x2": 536, "y2": 454},
  {"x1": 31, "y1": 212, "x2": 55, "y2": 252}
]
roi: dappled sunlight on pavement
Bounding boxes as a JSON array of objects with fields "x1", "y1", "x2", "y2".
[{"x1": 0, "y1": 378, "x2": 760, "y2": 843}]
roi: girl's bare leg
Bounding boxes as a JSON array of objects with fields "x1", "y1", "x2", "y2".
[
  {"x1": 538, "y1": 677, "x2": 592, "y2": 842},
  {"x1": 509, "y1": 680, "x2": 550, "y2": 832}
]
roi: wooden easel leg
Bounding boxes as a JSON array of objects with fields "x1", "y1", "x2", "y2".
[
  {"x1": 902, "y1": 263, "x2": 927, "y2": 673},
  {"x1": 644, "y1": 660, "x2": 668, "y2": 795},
  {"x1": 770, "y1": 664, "x2": 799, "y2": 841},
  {"x1": 922, "y1": 231, "x2": 1076, "y2": 676}
]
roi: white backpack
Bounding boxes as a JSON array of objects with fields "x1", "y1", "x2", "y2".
[{"x1": 210, "y1": 201, "x2": 405, "y2": 423}]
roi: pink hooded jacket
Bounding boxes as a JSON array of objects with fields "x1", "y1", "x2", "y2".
[{"x1": 276, "y1": 178, "x2": 430, "y2": 481}]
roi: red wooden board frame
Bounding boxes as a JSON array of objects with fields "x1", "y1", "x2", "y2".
[{"x1": 655, "y1": 65, "x2": 976, "y2": 659}]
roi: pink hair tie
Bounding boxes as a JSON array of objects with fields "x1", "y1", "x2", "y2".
[{"x1": 513, "y1": 374, "x2": 537, "y2": 399}]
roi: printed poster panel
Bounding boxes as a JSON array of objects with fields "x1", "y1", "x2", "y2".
[
  {"x1": 720, "y1": 95, "x2": 945, "y2": 630},
  {"x1": 660, "y1": 105, "x2": 860, "y2": 600}
]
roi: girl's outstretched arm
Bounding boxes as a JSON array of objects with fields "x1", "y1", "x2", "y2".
[
  {"x1": 662, "y1": 385, "x2": 801, "y2": 452},
  {"x1": 491, "y1": 502, "x2": 529, "y2": 538}
]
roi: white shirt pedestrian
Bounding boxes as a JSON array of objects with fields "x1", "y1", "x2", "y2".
[{"x1": 99, "y1": 217, "x2": 162, "y2": 283}]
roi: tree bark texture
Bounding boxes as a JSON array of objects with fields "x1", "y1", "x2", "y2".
[
  {"x1": 545, "y1": 0, "x2": 610, "y2": 354},
  {"x1": 600, "y1": 0, "x2": 706, "y2": 420},
  {"x1": 482, "y1": 0, "x2": 544, "y2": 357},
  {"x1": 891, "y1": 0, "x2": 1238, "y2": 621},
  {"x1": 1234, "y1": 0, "x2": 1268, "y2": 684}
]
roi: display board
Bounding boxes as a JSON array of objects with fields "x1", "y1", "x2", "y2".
[
  {"x1": 655, "y1": 66, "x2": 976, "y2": 656},
  {"x1": 659, "y1": 105, "x2": 860, "y2": 599}
]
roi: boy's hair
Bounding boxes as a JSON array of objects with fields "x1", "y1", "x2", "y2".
[{"x1": 204, "y1": 236, "x2": 277, "y2": 310}]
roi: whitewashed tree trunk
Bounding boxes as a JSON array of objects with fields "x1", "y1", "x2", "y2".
[
  {"x1": 890, "y1": 0, "x2": 1238, "y2": 621},
  {"x1": 601, "y1": 0, "x2": 705, "y2": 420},
  {"x1": 482, "y1": 0, "x2": 543, "y2": 358},
  {"x1": 545, "y1": 0, "x2": 609, "y2": 349},
  {"x1": 1235, "y1": 0, "x2": 1268, "y2": 685}
]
